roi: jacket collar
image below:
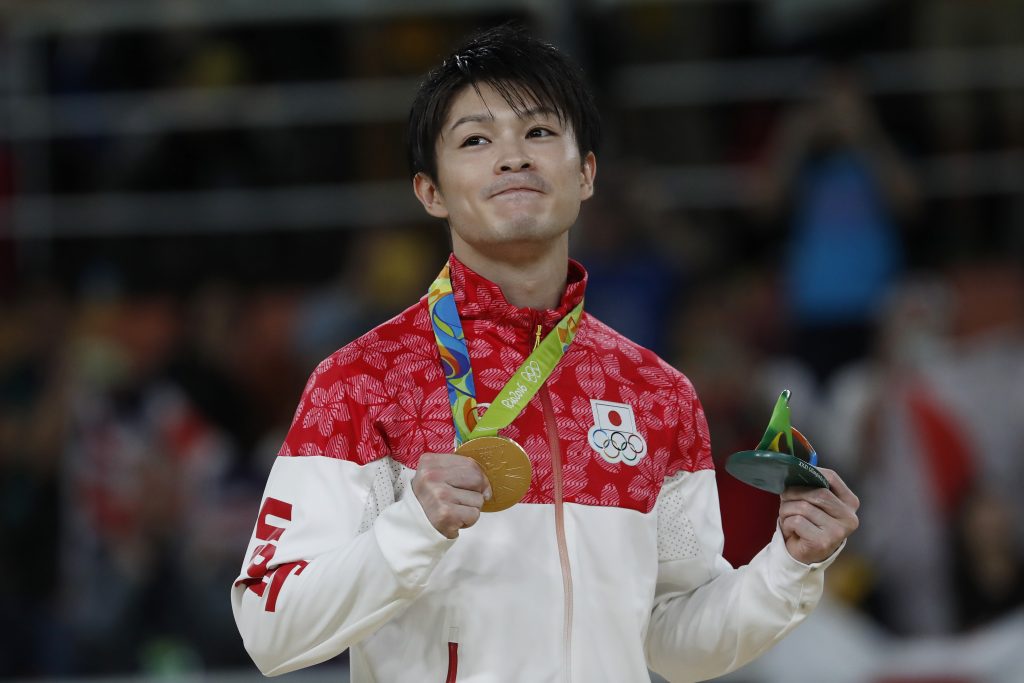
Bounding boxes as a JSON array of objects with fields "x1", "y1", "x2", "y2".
[{"x1": 448, "y1": 253, "x2": 587, "y2": 329}]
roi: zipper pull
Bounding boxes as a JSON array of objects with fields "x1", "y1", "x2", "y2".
[{"x1": 534, "y1": 323, "x2": 543, "y2": 351}]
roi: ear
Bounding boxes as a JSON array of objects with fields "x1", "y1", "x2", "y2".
[
  {"x1": 413, "y1": 172, "x2": 449, "y2": 219},
  {"x1": 579, "y1": 152, "x2": 597, "y2": 201}
]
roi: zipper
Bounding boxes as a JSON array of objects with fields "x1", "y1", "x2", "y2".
[
  {"x1": 445, "y1": 641, "x2": 458, "y2": 683},
  {"x1": 444, "y1": 607, "x2": 459, "y2": 683},
  {"x1": 535, "y1": 317, "x2": 573, "y2": 683},
  {"x1": 541, "y1": 385, "x2": 573, "y2": 683}
]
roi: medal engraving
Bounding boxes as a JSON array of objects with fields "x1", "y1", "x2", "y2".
[{"x1": 456, "y1": 436, "x2": 532, "y2": 512}]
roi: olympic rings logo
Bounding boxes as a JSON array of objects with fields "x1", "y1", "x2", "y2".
[
  {"x1": 587, "y1": 426, "x2": 647, "y2": 465},
  {"x1": 520, "y1": 360, "x2": 543, "y2": 384}
]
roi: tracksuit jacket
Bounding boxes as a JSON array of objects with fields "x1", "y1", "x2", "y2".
[{"x1": 231, "y1": 255, "x2": 837, "y2": 682}]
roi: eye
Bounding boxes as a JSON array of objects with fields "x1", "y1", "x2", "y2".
[
  {"x1": 527, "y1": 127, "x2": 555, "y2": 138},
  {"x1": 460, "y1": 135, "x2": 489, "y2": 147}
]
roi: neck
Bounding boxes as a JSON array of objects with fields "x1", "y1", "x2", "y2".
[{"x1": 452, "y1": 237, "x2": 569, "y2": 310}]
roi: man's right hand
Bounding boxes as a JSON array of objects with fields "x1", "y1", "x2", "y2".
[{"x1": 412, "y1": 453, "x2": 492, "y2": 538}]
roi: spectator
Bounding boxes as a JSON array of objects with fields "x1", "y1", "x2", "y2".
[
  {"x1": 0, "y1": 283, "x2": 73, "y2": 676},
  {"x1": 952, "y1": 488, "x2": 1024, "y2": 632},
  {"x1": 756, "y1": 60, "x2": 919, "y2": 385}
]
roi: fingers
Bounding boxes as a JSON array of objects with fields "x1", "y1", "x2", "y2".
[
  {"x1": 781, "y1": 468, "x2": 858, "y2": 505},
  {"x1": 780, "y1": 515, "x2": 838, "y2": 562},
  {"x1": 779, "y1": 499, "x2": 834, "y2": 530},
  {"x1": 779, "y1": 484, "x2": 859, "y2": 537},
  {"x1": 781, "y1": 468, "x2": 859, "y2": 515},
  {"x1": 412, "y1": 452, "x2": 492, "y2": 539},
  {"x1": 780, "y1": 486, "x2": 847, "y2": 520},
  {"x1": 451, "y1": 487, "x2": 486, "y2": 510},
  {"x1": 433, "y1": 503, "x2": 482, "y2": 539},
  {"x1": 446, "y1": 462, "x2": 492, "y2": 497},
  {"x1": 780, "y1": 467, "x2": 860, "y2": 564},
  {"x1": 779, "y1": 513, "x2": 826, "y2": 543},
  {"x1": 417, "y1": 453, "x2": 491, "y2": 494},
  {"x1": 817, "y1": 468, "x2": 860, "y2": 511}
]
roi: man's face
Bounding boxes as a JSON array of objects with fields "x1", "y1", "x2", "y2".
[{"x1": 413, "y1": 83, "x2": 596, "y2": 255}]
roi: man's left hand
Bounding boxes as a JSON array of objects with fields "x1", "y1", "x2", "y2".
[{"x1": 779, "y1": 468, "x2": 860, "y2": 564}]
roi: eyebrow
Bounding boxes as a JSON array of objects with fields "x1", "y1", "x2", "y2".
[
  {"x1": 448, "y1": 106, "x2": 558, "y2": 133},
  {"x1": 449, "y1": 113, "x2": 491, "y2": 132}
]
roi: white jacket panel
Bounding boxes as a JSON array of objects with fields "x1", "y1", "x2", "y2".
[
  {"x1": 645, "y1": 469, "x2": 832, "y2": 682},
  {"x1": 231, "y1": 455, "x2": 452, "y2": 676}
]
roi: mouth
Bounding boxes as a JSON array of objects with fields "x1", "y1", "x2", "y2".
[
  {"x1": 492, "y1": 187, "x2": 544, "y2": 198},
  {"x1": 486, "y1": 174, "x2": 549, "y2": 199}
]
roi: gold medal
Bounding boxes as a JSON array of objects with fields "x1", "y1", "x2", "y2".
[{"x1": 455, "y1": 436, "x2": 532, "y2": 512}]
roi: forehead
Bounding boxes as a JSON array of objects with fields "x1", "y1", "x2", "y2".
[{"x1": 442, "y1": 82, "x2": 553, "y2": 127}]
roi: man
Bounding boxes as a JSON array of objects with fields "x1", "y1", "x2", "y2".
[{"x1": 231, "y1": 25, "x2": 859, "y2": 682}]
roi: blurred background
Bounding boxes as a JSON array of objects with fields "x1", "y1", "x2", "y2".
[{"x1": 0, "y1": 0, "x2": 1022, "y2": 681}]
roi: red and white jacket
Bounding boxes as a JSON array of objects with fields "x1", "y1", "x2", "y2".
[{"x1": 232, "y1": 256, "x2": 835, "y2": 682}]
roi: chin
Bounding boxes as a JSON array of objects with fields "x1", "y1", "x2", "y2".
[
  {"x1": 502, "y1": 214, "x2": 543, "y2": 235},
  {"x1": 452, "y1": 211, "x2": 571, "y2": 249},
  {"x1": 496, "y1": 210, "x2": 572, "y2": 239}
]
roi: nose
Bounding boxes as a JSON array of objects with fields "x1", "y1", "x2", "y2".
[
  {"x1": 499, "y1": 157, "x2": 532, "y2": 172},
  {"x1": 495, "y1": 140, "x2": 532, "y2": 173}
]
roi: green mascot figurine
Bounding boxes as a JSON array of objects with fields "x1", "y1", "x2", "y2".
[{"x1": 725, "y1": 389, "x2": 829, "y2": 494}]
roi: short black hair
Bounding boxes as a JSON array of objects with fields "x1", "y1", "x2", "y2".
[{"x1": 406, "y1": 24, "x2": 601, "y2": 181}]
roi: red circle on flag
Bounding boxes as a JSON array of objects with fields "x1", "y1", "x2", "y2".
[{"x1": 608, "y1": 410, "x2": 622, "y2": 427}]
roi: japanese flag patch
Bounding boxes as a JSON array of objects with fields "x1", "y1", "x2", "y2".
[{"x1": 587, "y1": 399, "x2": 648, "y2": 465}]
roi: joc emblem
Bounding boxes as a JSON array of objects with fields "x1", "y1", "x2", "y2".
[{"x1": 587, "y1": 399, "x2": 648, "y2": 465}]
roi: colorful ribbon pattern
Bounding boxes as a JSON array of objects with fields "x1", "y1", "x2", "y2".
[{"x1": 427, "y1": 263, "x2": 583, "y2": 446}]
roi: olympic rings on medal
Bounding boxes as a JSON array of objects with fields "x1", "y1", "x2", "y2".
[
  {"x1": 587, "y1": 426, "x2": 647, "y2": 465},
  {"x1": 520, "y1": 360, "x2": 543, "y2": 384}
]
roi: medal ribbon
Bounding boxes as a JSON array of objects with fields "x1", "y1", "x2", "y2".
[{"x1": 428, "y1": 263, "x2": 583, "y2": 446}]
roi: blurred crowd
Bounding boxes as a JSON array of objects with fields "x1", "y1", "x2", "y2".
[
  {"x1": 0, "y1": 230, "x2": 445, "y2": 676},
  {"x1": 1, "y1": 0, "x2": 1023, "y2": 680}
]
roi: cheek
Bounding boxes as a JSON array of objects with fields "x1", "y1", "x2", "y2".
[
  {"x1": 558, "y1": 164, "x2": 590, "y2": 201},
  {"x1": 445, "y1": 167, "x2": 484, "y2": 200}
]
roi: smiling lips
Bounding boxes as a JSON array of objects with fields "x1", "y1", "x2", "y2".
[{"x1": 485, "y1": 173, "x2": 550, "y2": 199}]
